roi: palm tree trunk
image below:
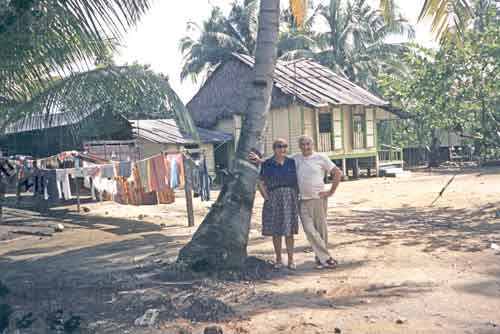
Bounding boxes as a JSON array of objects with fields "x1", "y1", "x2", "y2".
[{"x1": 177, "y1": 0, "x2": 280, "y2": 270}]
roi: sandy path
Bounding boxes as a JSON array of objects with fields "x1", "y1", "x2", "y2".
[{"x1": 0, "y1": 167, "x2": 499, "y2": 333}]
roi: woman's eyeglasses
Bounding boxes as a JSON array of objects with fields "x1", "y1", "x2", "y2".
[{"x1": 275, "y1": 144, "x2": 288, "y2": 149}]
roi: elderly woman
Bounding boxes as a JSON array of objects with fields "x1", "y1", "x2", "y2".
[{"x1": 257, "y1": 138, "x2": 299, "y2": 269}]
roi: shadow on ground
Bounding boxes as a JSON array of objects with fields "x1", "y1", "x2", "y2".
[{"x1": 327, "y1": 202, "x2": 500, "y2": 253}]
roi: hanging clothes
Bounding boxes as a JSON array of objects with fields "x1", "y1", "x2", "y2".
[
  {"x1": 56, "y1": 169, "x2": 72, "y2": 200},
  {"x1": 101, "y1": 164, "x2": 115, "y2": 178},
  {"x1": 118, "y1": 161, "x2": 132, "y2": 178},
  {"x1": 166, "y1": 154, "x2": 184, "y2": 188},
  {"x1": 157, "y1": 188, "x2": 175, "y2": 204},
  {"x1": 169, "y1": 157, "x2": 179, "y2": 189},
  {"x1": 149, "y1": 154, "x2": 169, "y2": 192},
  {"x1": 44, "y1": 169, "x2": 60, "y2": 201},
  {"x1": 135, "y1": 159, "x2": 151, "y2": 193},
  {"x1": 200, "y1": 156, "x2": 211, "y2": 201},
  {"x1": 0, "y1": 160, "x2": 15, "y2": 178}
]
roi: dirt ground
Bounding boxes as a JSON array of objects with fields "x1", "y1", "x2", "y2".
[{"x1": 1, "y1": 167, "x2": 500, "y2": 334}]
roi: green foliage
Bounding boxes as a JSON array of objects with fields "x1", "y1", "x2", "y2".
[
  {"x1": 180, "y1": 0, "x2": 414, "y2": 92},
  {"x1": 0, "y1": 0, "x2": 151, "y2": 101},
  {"x1": 180, "y1": 0, "x2": 320, "y2": 82},
  {"x1": 315, "y1": 0, "x2": 415, "y2": 92},
  {"x1": 2, "y1": 65, "x2": 198, "y2": 139},
  {"x1": 379, "y1": 6, "x2": 500, "y2": 156}
]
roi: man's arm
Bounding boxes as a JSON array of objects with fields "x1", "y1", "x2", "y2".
[{"x1": 319, "y1": 166, "x2": 343, "y2": 198}]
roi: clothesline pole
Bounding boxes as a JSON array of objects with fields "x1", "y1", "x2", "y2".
[
  {"x1": 182, "y1": 154, "x2": 195, "y2": 227},
  {"x1": 75, "y1": 177, "x2": 81, "y2": 213},
  {"x1": 74, "y1": 157, "x2": 81, "y2": 213}
]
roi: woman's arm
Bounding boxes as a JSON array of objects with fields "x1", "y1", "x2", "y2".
[{"x1": 257, "y1": 180, "x2": 269, "y2": 201}]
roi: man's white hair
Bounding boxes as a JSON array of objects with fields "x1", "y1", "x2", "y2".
[{"x1": 298, "y1": 135, "x2": 314, "y2": 145}]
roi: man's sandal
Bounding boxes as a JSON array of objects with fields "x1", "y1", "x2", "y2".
[{"x1": 316, "y1": 258, "x2": 338, "y2": 269}]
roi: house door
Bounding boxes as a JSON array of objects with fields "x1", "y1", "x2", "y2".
[{"x1": 352, "y1": 112, "x2": 365, "y2": 149}]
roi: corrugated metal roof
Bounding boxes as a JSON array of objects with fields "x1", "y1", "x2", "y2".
[
  {"x1": 232, "y1": 53, "x2": 388, "y2": 108},
  {"x1": 130, "y1": 119, "x2": 232, "y2": 144},
  {"x1": 3, "y1": 107, "x2": 97, "y2": 135}
]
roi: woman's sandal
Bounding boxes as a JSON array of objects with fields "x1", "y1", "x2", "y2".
[
  {"x1": 273, "y1": 262, "x2": 284, "y2": 270},
  {"x1": 287, "y1": 263, "x2": 297, "y2": 270}
]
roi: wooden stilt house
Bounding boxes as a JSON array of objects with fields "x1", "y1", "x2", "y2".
[{"x1": 187, "y1": 53, "x2": 406, "y2": 177}]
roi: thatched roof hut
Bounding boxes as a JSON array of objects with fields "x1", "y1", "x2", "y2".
[
  {"x1": 187, "y1": 53, "x2": 407, "y2": 178},
  {"x1": 187, "y1": 53, "x2": 405, "y2": 129}
]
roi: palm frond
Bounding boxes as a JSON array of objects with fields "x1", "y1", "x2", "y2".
[
  {"x1": 418, "y1": 0, "x2": 473, "y2": 40},
  {"x1": 3, "y1": 65, "x2": 198, "y2": 140},
  {"x1": 0, "y1": 0, "x2": 152, "y2": 101}
]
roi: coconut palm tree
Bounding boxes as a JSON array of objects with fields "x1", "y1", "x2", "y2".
[
  {"x1": 177, "y1": 0, "x2": 281, "y2": 270},
  {"x1": 179, "y1": 0, "x2": 320, "y2": 82},
  {"x1": 1, "y1": 0, "x2": 198, "y2": 138},
  {"x1": 0, "y1": 0, "x2": 151, "y2": 102},
  {"x1": 315, "y1": 0, "x2": 414, "y2": 91},
  {"x1": 179, "y1": 0, "x2": 259, "y2": 83},
  {"x1": 379, "y1": 0, "x2": 474, "y2": 40}
]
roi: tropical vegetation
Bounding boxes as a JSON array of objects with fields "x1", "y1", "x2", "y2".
[
  {"x1": 379, "y1": 2, "x2": 500, "y2": 162},
  {"x1": 0, "y1": 0, "x2": 196, "y2": 137},
  {"x1": 179, "y1": 0, "x2": 415, "y2": 92}
]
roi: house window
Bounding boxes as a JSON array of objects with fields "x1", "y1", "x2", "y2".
[
  {"x1": 352, "y1": 112, "x2": 365, "y2": 149},
  {"x1": 318, "y1": 113, "x2": 332, "y2": 133}
]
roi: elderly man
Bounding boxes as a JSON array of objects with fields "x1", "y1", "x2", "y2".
[{"x1": 251, "y1": 135, "x2": 342, "y2": 269}]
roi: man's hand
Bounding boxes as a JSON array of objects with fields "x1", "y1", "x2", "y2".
[
  {"x1": 319, "y1": 190, "x2": 333, "y2": 198},
  {"x1": 248, "y1": 151, "x2": 263, "y2": 165}
]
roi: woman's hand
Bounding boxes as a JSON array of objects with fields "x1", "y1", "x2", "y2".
[{"x1": 248, "y1": 152, "x2": 263, "y2": 164}]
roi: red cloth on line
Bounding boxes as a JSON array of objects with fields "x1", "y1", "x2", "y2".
[{"x1": 148, "y1": 154, "x2": 170, "y2": 191}]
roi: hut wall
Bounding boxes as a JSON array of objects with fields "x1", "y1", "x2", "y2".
[
  {"x1": 342, "y1": 105, "x2": 353, "y2": 152},
  {"x1": 271, "y1": 107, "x2": 290, "y2": 144},
  {"x1": 263, "y1": 112, "x2": 273, "y2": 156},
  {"x1": 288, "y1": 105, "x2": 303, "y2": 154},
  {"x1": 302, "y1": 107, "x2": 316, "y2": 143}
]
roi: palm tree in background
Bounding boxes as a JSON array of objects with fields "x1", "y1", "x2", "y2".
[
  {"x1": 380, "y1": 0, "x2": 477, "y2": 41},
  {"x1": 179, "y1": 0, "x2": 259, "y2": 83},
  {"x1": 315, "y1": 0, "x2": 415, "y2": 92},
  {"x1": 179, "y1": 0, "x2": 319, "y2": 82}
]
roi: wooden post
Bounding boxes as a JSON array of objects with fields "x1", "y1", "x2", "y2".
[
  {"x1": 16, "y1": 169, "x2": 21, "y2": 206},
  {"x1": 75, "y1": 177, "x2": 81, "y2": 213},
  {"x1": 342, "y1": 158, "x2": 348, "y2": 181},
  {"x1": 75, "y1": 157, "x2": 81, "y2": 212},
  {"x1": 183, "y1": 155, "x2": 195, "y2": 227},
  {"x1": 0, "y1": 179, "x2": 5, "y2": 221},
  {"x1": 353, "y1": 158, "x2": 360, "y2": 179}
]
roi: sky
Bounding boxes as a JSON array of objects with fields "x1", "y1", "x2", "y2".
[{"x1": 114, "y1": 0, "x2": 438, "y2": 104}]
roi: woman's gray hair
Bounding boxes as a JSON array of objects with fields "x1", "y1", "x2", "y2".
[{"x1": 298, "y1": 135, "x2": 314, "y2": 145}]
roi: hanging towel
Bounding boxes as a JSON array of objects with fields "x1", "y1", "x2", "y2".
[
  {"x1": 200, "y1": 156, "x2": 210, "y2": 201},
  {"x1": 169, "y1": 158, "x2": 179, "y2": 189},
  {"x1": 55, "y1": 169, "x2": 72, "y2": 200},
  {"x1": 101, "y1": 164, "x2": 115, "y2": 178},
  {"x1": 149, "y1": 154, "x2": 169, "y2": 191},
  {"x1": 136, "y1": 160, "x2": 151, "y2": 193}
]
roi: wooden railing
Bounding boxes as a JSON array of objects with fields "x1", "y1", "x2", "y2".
[
  {"x1": 378, "y1": 144, "x2": 403, "y2": 162},
  {"x1": 318, "y1": 132, "x2": 332, "y2": 152}
]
